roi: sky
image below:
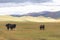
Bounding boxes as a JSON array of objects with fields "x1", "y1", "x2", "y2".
[{"x1": 0, "y1": 0, "x2": 60, "y2": 15}]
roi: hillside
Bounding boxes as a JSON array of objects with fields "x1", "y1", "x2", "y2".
[{"x1": 0, "y1": 15, "x2": 59, "y2": 22}]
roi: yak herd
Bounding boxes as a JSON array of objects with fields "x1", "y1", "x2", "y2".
[{"x1": 5, "y1": 23, "x2": 45, "y2": 30}]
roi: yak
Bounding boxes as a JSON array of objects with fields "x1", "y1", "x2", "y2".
[
  {"x1": 40, "y1": 24, "x2": 45, "y2": 30},
  {"x1": 6, "y1": 23, "x2": 16, "y2": 30}
]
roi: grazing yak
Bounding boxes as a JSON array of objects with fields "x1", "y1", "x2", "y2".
[
  {"x1": 40, "y1": 24, "x2": 45, "y2": 30},
  {"x1": 6, "y1": 23, "x2": 16, "y2": 30}
]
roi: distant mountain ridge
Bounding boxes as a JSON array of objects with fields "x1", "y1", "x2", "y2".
[{"x1": 10, "y1": 11, "x2": 60, "y2": 19}]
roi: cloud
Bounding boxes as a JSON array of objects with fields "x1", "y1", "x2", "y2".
[
  {"x1": 41, "y1": 0, "x2": 60, "y2": 6},
  {"x1": 0, "y1": 4, "x2": 60, "y2": 15},
  {"x1": 0, "y1": 0, "x2": 51, "y2": 3},
  {"x1": 0, "y1": 0, "x2": 60, "y2": 15}
]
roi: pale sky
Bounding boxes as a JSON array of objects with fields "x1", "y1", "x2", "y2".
[{"x1": 0, "y1": 0, "x2": 60, "y2": 15}]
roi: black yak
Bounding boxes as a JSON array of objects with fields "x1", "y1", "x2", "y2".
[
  {"x1": 40, "y1": 24, "x2": 45, "y2": 30},
  {"x1": 6, "y1": 23, "x2": 16, "y2": 30}
]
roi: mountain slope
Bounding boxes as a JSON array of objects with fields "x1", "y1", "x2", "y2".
[{"x1": 0, "y1": 16, "x2": 58, "y2": 22}]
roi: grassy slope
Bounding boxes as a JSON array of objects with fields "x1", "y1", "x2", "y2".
[
  {"x1": 0, "y1": 16, "x2": 57, "y2": 22},
  {"x1": 0, "y1": 21, "x2": 60, "y2": 40}
]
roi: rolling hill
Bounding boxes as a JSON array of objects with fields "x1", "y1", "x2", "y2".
[{"x1": 0, "y1": 15, "x2": 59, "y2": 22}]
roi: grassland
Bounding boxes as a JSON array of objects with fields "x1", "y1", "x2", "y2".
[{"x1": 0, "y1": 21, "x2": 60, "y2": 40}]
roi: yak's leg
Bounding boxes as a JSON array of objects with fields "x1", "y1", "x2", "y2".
[
  {"x1": 42, "y1": 27, "x2": 45, "y2": 30},
  {"x1": 40, "y1": 28, "x2": 43, "y2": 30},
  {"x1": 10, "y1": 27, "x2": 13, "y2": 30},
  {"x1": 40, "y1": 27, "x2": 45, "y2": 30},
  {"x1": 7, "y1": 27, "x2": 9, "y2": 30}
]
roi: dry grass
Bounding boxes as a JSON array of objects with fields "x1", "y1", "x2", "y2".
[{"x1": 0, "y1": 21, "x2": 60, "y2": 40}]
